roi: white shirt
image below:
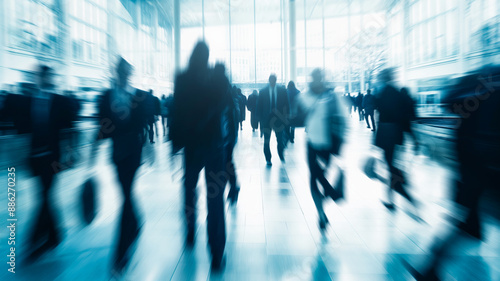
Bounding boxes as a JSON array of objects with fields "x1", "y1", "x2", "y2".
[
  {"x1": 300, "y1": 90, "x2": 347, "y2": 151},
  {"x1": 269, "y1": 85, "x2": 277, "y2": 108},
  {"x1": 297, "y1": 91, "x2": 330, "y2": 150}
]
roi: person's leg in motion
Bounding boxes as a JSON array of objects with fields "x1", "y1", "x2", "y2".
[
  {"x1": 226, "y1": 145, "x2": 239, "y2": 205},
  {"x1": 382, "y1": 146, "x2": 396, "y2": 210},
  {"x1": 154, "y1": 120, "x2": 158, "y2": 137},
  {"x1": 370, "y1": 113, "x2": 376, "y2": 131},
  {"x1": 365, "y1": 112, "x2": 371, "y2": 128},
  {"x1": 275, "y1": 129, "x2": 285, "y2": 162},
  {"x1": 183, "y1": 147, "x2": 203, "y2": 246},
  {"x1": 148, "y1": 122, "x2": 154, "y2": 143},
  {"x1": 114, "y1": 161, "x2": 140, "y2": 270},
  {"x1": 205, "y1": 150, "x2": 226, "y2": 269},
  {"x1": 315, "y1": 150, "x2": 344, "y2": 202},
  {"x1": 263, "y1": 129, "x2": 272, "y2": 164},
  {"x1": 405, "y1": 173, "x2": 482, "y2": 281},
  {"x1": 28, "y1": 158, "x2": 60, "y2": 259},
  {"x1": 162, "y1": 116, "x2": 166, "y2": 136},
  {"x1": 307, "y1": 144, "x2": 329, "y2": 230}
]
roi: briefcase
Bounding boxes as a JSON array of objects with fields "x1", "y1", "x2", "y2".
[{"x1": 81, "y1": 178, "x2": 97, "y2": 225}]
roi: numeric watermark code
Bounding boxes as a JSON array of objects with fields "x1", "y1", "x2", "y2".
[{"x1": 7, "y1": 167, "x2": 16, "y2": 274}]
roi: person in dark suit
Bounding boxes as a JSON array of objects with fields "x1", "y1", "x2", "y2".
[
  {"x1": 237, "y1": 88, "x2": 246, "y2": 131},
  {"x1": 256, "y1": 74, "x2": 290, "y2": 165},
  {"x1": 214, "y1": 63, "x2": 240, "y2": 205},
  {"x1": 170, "y1": 41, "x2": 229, "y2": 270},
  {"x1": 400, "y1": 87, "x2": 419, "y2": 150},
  {"x1": 146, "y1": 89, "x2": 159, "y2": 144},
  {"x1": 405, "y1": 65, "x2": 500, "y2": 281},
  {"x1": 287, "y1": 81, "x2": 300, "y2": 143},
  {"x1": 363, "y1": 89, "x2": 376, "y2": 131},
  {"x1": 90, "y1": 57, "x2": 152, "y2": 273},
  {"x1": 374, "y1": 68, "x2": 418, "y2": 212},
  {"x1": 356, "y1": 92, "x2": 364, "y2": 121},
  {"x1": 247, "y1": 90, "x2": 259, "y2": 132},
  {"x1": 0, "y1": 65, "x2": 80, "y2": 260}
]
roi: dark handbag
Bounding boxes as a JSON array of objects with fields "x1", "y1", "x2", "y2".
[
  {"x1": 363, "y1": 157, "x2": 378, "y2": 179},
  {"x1": 330, "y1": 134, "x2": 342, "y2": 156},
  {"x1": 81, "y1": 177, "x2": 97, "y2": 225}
]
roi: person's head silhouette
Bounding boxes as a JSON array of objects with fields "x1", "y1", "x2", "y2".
[
  {"x1": 269, "y1": 74, "x2": 277, "y2": 88},
  {"x1": 189, "y1": 41, "x2": 209, "y2": 73}
]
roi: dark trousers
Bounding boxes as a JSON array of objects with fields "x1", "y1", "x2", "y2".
[
  {"x1": 365, "y1": 111, "x2": 376, "y2": 129},
  {"x1": 307, "y1": 143, "x2": 337, "y2": 217},
  {"x1": 289, "y1": 127, "x2": 295, "y2": 142},
  {"x1": 455, "y1": 149, "x2": 491, "y2": 238},
  {"x1": 263, "y1": 128, "x2": 285, "y2": 161},
  {"x1": 114, "y1": 160, "x2": 140, "y2": 264},
  {"x1": 29, "y1": 155, "x2": 59, "y2": 248},
  {"x1": 225, "y1": 144, "x2": 237, "y2": 192},
  {"x1": 148, "y1": 122, "x2": 154, "y2": 142},
  {"x1": 383, "y1": 144, "x2": 413, "y2": 203},
  {"x1": 420, "y1": 152, "x2": 495, "y2": 276},
  {"x1": 184, "y1": 146, "x2": 226, "y2": 259}
]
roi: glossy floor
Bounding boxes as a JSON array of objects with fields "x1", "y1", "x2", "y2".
[{"x1": 1, "y1": 117, "x2": 499, "y2": 281}]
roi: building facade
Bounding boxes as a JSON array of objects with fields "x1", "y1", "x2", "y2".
[{"x1": 0, "y1": 0, "x2": 174, "y2": 96}]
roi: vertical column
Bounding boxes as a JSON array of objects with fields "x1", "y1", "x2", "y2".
[
  {"x1": 253, "y1": 0, "x2": 257, "y2": 85},
  {"x1": 359, "y1": 1, "x2": 364, "y2": 92},
  {"x1": 202, "y1": 0, "x2": 205, "y2": 40},
  {"x1": 229, "y1": 0, "x2": 232, "y2": 83},
  {"x1": 401, "y1": 0, "x2": 409, "y2": 85},
  {"x1": 152, "y1": 4, "x2": 159, "y2": 80},
  {"x1": 136, "y1": 1, "x2": 142, "y2": 77},
  {"x1": 304, "y1": 0, "x2": 307, "y2": 79},
  {"x1": 457, "y1": 0, "x2": 466, "y2": 74},
  {"x1": 347, "y1": 0, "x2": 352, "y2": 93},
  {"x1": 280, "y1": 0, "x2": 284, "y2": 83},
  {"x1": 289, "y1": 0, "x2": 296, "y2": 83},
  {"x1": 0, "y1": 0, "x2": 6, "y2": 85},
  {"x1": 174, "y1": 0, "x2": 181, "y2": 74},
  {"x1": 55, "y1": 0, "x2": 70, "y2": 89},
  {"x1": 107, "y1": 0, "x2": 117, "y2": 84},
  {"x1": 322, "y1": 0, "x2": 325, "y2": 71},
  {"x1": 283, "y1": 0, "x2": 289, "y2": 83}
]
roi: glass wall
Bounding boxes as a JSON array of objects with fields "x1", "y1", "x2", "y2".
[
  {"x1": 406, "y1": 0, "x2": 458, "y2": 65},
  {"x1": 69, "y1": 0, "x2": 108, "y2": 65},
  {"x1": 178, "y1": 0, "x2": 389, "y2": 90},
  {"x1": 230, "y1": 0, "x2": 255, "y2": 85},
  {"x1": 5, "y1": 0, "x2": 60, "y2": 56}
]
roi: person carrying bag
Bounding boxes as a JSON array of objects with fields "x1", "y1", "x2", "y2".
[{"x1": 293, "y1": 68, "x2": 347, "y2": 232}]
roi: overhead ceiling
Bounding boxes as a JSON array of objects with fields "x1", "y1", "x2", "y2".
[{"x1": 154, "y1": 0, "x2": 393, "y2": 28}]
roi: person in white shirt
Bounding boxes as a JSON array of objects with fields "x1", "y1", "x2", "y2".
[{"x1": 296, "y1": 68, "x2": 346, "y2": 231}]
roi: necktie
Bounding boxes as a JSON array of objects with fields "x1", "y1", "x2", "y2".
[{"x1": 271, "y1": 88, "x2": 275, "y2": 110}]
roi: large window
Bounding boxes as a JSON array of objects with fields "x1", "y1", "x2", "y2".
[
  {"x1": 6, "y1": 0, "x2": 59, "y2": 56},
  {"x1": 230, "y1": 0, "x2": 255, "y2": 84},
  {"x1": 69, "y1": 0, "x2": 108, "y2": 65},
  {"x1": 176, "y1": 0, "x2": 390, "y2": 89},
  {"x1": 407, "y1": 0, "x2": 458, "y2": 65}
]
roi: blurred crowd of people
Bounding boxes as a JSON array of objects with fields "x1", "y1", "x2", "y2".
[{"x1": 0, "y1": 41, "x2": 499, "y2": 280}]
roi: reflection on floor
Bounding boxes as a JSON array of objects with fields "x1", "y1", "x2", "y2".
[{"x1": 1, "y1": 117, "x2": 499, "y2": 281}]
